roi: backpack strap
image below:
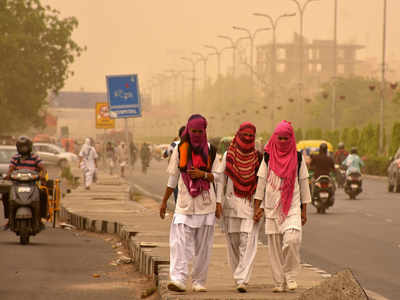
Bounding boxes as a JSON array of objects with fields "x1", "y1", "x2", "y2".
[
  {"x1": 209, "y1": 144, "x2": 217, "y2": 168},
  {"x1": 264, "y1": 151, "x2": 302, "y2": 178}
]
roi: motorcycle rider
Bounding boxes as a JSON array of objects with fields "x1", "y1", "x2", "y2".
[
  {"x1": 334, "y1": 142, "x2": 349, "y2": 165},
  {"x1": 334, "y1": 142, "x2": 349, "y2": 188},
  {"x1": 309, "y1": 143, "x2": 336, "y2": 200},
  {"x1": 342, "y1": 147, "x2": 364, "y2": 177},
  {"x1": 310, "y1": 143, "x2": 335, "y2": 179},
  {"x1": 2, "y1": 136, "x2": 47, "y2": 231}
]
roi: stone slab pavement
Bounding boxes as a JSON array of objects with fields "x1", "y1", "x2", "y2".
[{"x1": 61, "y1": 171, "x2": 330, "y2": 300}]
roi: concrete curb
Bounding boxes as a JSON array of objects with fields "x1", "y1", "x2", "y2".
[{"x1": 60, "y1": 204, "x2": 171, "y2": 298}]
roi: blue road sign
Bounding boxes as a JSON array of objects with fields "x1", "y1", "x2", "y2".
[{"x1": 106, "y1": 74, "x2": 142, "y2": 118}]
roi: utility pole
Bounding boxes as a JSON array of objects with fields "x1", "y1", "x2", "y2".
[
  {"x1": 380, "y1": 0, "x2": 387, "y2": 154},
  {"x1": 331, "y1": 0, "x2": 338, "y2": 130}
]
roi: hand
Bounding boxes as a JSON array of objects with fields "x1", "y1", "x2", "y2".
[
  {"x1": 253, "y1": 207, "x2": 264, "y2": 223},
  {"x1": 187, "y1": 167, "x2": 205, "y2": 179},
  {"x1": 160, "y1": 202, "x2": 167, "y2": 219},
  {"x1": 301, "y1": 208, "x2": 307, "y2": 226},
  {"x1": 215, "y1": 203, "x2": 223, "y2": 219}
]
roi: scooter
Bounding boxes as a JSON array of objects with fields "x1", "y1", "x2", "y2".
[
  {"x1": 312, "y1": 175, "x2": 335, "y2": 214},
  {"x1": 8, "y1": 169, "x2": 46, "y2": 244},
  {"x1": 335, "y1": 164, "x2": 346, "y2": 189},
  {"x1": 344, "y1": 171, "x2": 362, "y2": 199}
]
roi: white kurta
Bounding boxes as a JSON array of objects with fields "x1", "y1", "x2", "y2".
[
  {"x1": 166, "y1": 144, "x2": 217, "y2": 286},
  {"x1": 254, "y1": 157, "x2": 311, "y2": 234},
  {"x1": 79, "y1": 144, "x2": 98, "y2": 188},
  {"x1": 216, "y1": 152, "x2": 262, "y2": 285},
  {"x1": 254, "y1": 155, "x2": 311, "y2": 287}
]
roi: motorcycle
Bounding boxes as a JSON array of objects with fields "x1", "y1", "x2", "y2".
[
  {"x1": 8, "y1": 169, "x2": 46, "y2": 244},
  {"x1": 344, "y1": 171, "x2": 362, "y2": 199},
  {"x1": 312, "y1": 175, "x2": 335, "y2": 214},
  {"x1": 335, "y1": 164, "x2": 346, "y2": 189}
]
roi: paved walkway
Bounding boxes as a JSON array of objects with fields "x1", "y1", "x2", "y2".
[{"x1": 61, "y1": 171, "x2": 325, "y2": 300}]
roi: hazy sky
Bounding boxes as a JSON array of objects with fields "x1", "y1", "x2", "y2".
[{"x1": 42, "y1": 0, "x2": 400, "y2": 92}]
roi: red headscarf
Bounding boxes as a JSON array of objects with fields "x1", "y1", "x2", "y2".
[
  {"x1": 225, "y1": 122, "x2": 260, "y2": 200},
  {"x1": 264, "y1": 120, "x2": 298, "y2": 220}
]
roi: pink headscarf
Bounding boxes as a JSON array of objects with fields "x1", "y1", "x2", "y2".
[
  {"x1": 180, "y1": 114, "x2": 210, "y2": 197},
  {"x1": 264, "y1": 120, "x2": 298, "y2": 220},
  {"x1": 181, "y1": 114, "x2": 209, "y2": 160}
]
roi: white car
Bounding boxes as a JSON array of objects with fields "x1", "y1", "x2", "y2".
[{"x1": 34, "y1": 143, "x2": 78, "y2": 167}]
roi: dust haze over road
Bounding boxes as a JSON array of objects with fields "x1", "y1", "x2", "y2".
[{"x1": 43, "y1": 0, "x2": 400, "y2": 92}]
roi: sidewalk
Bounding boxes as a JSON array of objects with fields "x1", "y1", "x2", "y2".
[{"x1": 60, "y1": 171, "x2": 326, "y2": 300}]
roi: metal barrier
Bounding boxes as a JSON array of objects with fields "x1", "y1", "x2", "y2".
[{"x1": 42, "y1": 179, "x2": 61, "y2": 228}]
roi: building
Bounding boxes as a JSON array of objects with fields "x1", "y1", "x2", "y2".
[
  {"x1": 48, "y1": 91, "x2": 114, "y2": 138},
  {"x1": 256, "y1": 34, "x2": 364, "y2": 86}
]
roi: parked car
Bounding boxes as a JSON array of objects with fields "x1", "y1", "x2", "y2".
[
  {"x1": 388, "y1": 147, "x2": 400, "y2": 192},
  {"x1": 0, "y1": 145, "x2": 17, "y2": 178},
  {"x1": 34, "y1": 143, "x2": 78, "y2": 167}
]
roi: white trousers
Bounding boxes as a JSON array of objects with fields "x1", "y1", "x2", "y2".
[
  {"x1": 83, "y1": 167, "x2": 95, "y2": 188},
  {"x1": 224, "y1": 218, "x2": 261, "y2": 285},
  {"x1": 169, "y1": 223, "x2": 214, "y2": 285},
  {"x1": 267, "y1": 229, "x2": 302, "y2": 287}
]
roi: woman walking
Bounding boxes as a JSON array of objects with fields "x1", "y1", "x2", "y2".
[
  {"x1": 216, "y1": 122, "x2": 262, "y2": 293},
  {"x1": 159, "y1": 114, "x2": 221, "y2": 293},
  {"x1": 254, "y1": 120, "x2": 311, "y2": 292}
]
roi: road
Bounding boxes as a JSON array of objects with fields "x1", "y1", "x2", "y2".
[
  {"x1": 0, "y1": 210, "x2": 149, "y2": 300},
  {"x1": 128, "y1": 158, "x2": 399, "y2": 300}
]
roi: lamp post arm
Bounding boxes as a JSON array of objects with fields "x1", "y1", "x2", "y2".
[
  {"x1": 290, "y1": 0, "x2": 302, "y2": 12},
  {"x1": 303, "y1": 0, "x2": 320, "y2": 12},
  {"x1": 253, "y1": 27, "x2": 271, "y2": 40}
]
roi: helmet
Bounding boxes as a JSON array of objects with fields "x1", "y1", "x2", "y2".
[
  {"x1": 351, "y1": 147, "x2": 358, "y2": 154},
  {"x1": 319, "y1": 143, "x2": 328, "y2": 154},
  {"x1": 16, "y1": 136, "x2": 32, "y2": 156},
  {"x1": 337, "y1": 142, "x2": 344, "y2": 149}
]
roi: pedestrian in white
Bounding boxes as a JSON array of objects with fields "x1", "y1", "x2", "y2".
[
  {"x1": 117, "y1": 142, "x2": 128, "y2": 178},
  {"x1": 254, "y1": 121, "x2": 311, "y2": 293},
  {"x1": 216, "y1": 122, "x2": 263, "y2": 293},
  {"x1": 79, "y1": 138, "x2": 98, "y2": 190},
  {"x1": 159, "y1": 114, "x2": 221, "y2": 293}
]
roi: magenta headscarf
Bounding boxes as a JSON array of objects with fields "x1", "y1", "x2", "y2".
[
  {"x1": 265, "y1": 120, "x2": 298, "y2": 220},
  {"x1": 180, "y1": 114, "x2": 210, "y2": 197}
]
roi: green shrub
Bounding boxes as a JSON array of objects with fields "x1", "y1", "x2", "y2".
[
  {"x1": 294, "y1": 128, "x2": 303, "y2": 141},
  {"x1": 389, "y1": 122, "x2": 400, "y2": 156},
  {"x1": 363, "y1": 155, "x2": 390, "y2": 176}
]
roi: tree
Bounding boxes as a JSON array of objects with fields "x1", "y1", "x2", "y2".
[
  {"x1": 389, "y1": 122, "x2": 400, "y2": 156},
  {"x1": 0, "y1": 0, "x2": 84, "y2": 134}
]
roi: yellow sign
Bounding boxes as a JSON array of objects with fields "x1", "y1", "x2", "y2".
[{"x1": 95, "y1": 102, "x2": 115, "y2": 129}]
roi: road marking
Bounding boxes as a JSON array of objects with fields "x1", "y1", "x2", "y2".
[
  {"x1": 365, "y1": 213, "x2": 373, "y2": 217},
  {"x1": 385, "y1": 218, "x2": 393, "y2": 223}
]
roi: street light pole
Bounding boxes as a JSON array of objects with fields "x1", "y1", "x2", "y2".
[
  {"x1": 232, "y1": 26, "x2": 270, "y2": 84},
  {"x1": 253, "y1": 12, "x2": 295, "y2": 130},
  {"x1": 380, "y1": 0, "x2": 387, "y2": 154},
  {"x1": 289, "y1": 0, "x2": 320, "y2": 128},
  {"x1": 204, "y1": 45, "x2": 233, "y2": 80},
  {"x1": 217, "y1": 35, "x2": 249, "y2": 78},
  {"x1": 193, "y1": 52, "x2": 209, "y2": 89},
  {"x1": 181, "y1": 57, "x2": 198, "y2": 113}
]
